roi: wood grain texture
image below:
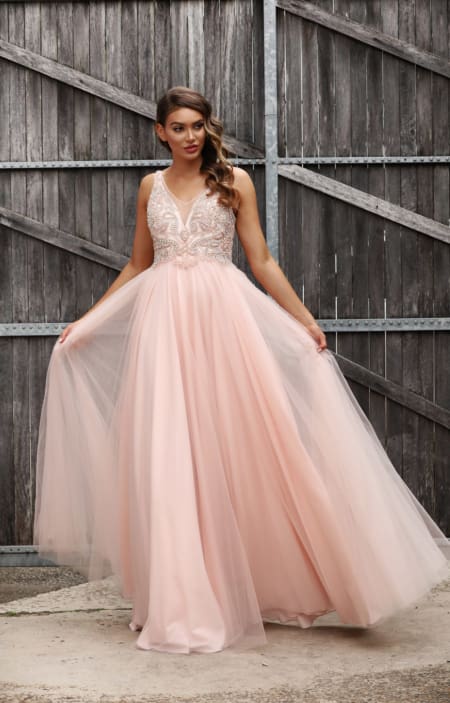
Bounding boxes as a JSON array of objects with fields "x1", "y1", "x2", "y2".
[
  {"x1": 276, "y1": 0, "x2": 450, "y2": 78},
  {"x1": 1, "y1": 1, "x2": 449, "y2": 544},
  {"x1": 0, "y1": 207, "x2": 127, "y2": 269},
  {"x1": 279, "y1": 164, "x2": 450, "y2": 244}
]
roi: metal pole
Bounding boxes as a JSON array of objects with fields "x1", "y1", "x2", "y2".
[{"x1": 263, "y1": 0, "x2": 279, "y2": 261}]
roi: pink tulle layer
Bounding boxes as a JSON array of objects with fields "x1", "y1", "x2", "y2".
[{"x1": 34, "y1": 260, "x2": 449, "y2": 653}]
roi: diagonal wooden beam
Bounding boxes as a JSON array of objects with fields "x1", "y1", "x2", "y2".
[
  {"x1": 332, "y1": 353, "x2": 450, "y2": 430},
  {"x1": 279, "y1": 164, "x2": 450, "y2": 245},
  {"x1": 0, "y1": 39, "x2": 263, "y2": 159},
  {"x1": 0, "y1": 207, "x2": 127, "y2": 270},
  {"x1": 277, "y1": 0, "x2": 450, "y2": 79}
]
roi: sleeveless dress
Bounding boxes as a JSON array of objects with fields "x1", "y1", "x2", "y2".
[{"x1": 33, "y1": 169, "x2": 448, "y2": 654}]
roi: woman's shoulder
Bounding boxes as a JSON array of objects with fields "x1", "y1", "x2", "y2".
[
  {"x1": 138, "y1": 171, "x2": 159, "y2": 206},
  {"x1": 230, "y1": 166, "x2": 256, "y2": 197},
  {"x1": 231, "y1": 165, "x2": 253, "y2": 185}
]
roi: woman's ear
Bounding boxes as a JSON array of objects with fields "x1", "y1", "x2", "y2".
[{"x1": 154, "y1": 122, "x2": 167, "y2": 143}]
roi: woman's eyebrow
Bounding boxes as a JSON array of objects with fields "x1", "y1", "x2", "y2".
[{"x1": 168, "y1": 120, "x2": 204, "y2": 126}]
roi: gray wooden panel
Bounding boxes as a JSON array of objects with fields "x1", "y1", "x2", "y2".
[
  {"x1": 276, "y1": 8, "x2": 287, "y2": 156},
  {"x1": 430, "y1": 0, "x2": 450, "y2": 535},
  {"x1": 204, "y1": 0, "x2": 221, "y2": 129},
  {"x1": 412, "y1": 3, "x2": 435, "y2": 518},
  {"x1": 0, "y1": 4, "x2": 12, "y2": 546},
  {"x1": 89, "y1": 2, "x2": 110, "y2": 303},
  {"x1": 73, "y1": 2, "x2": 94, "y2": 322},
  {"x1": 366, "y1": 5, "x2": 386, "y2": 447},
  {"x1": 279, "y1": 176, "x2": 303, "y2": 297},
  {"x1": 278, "y1": 0, "x2": 450, "y2": 78},
  {"x1": 252, "y1": 0, "x2": 265, "y2": 150},
  {"x1": 333, "y1": 19, "x2": 353, "y2": 375},
  {"x1": 398, "y1": 3, "x2": 421, "y2": 498},
  {"x1": 24, "y1": 3, "x2": 45, "y2": 543},
  {"x1": 137, "y1": 1, "x2": 156, "y2": 155},
  {"x1": 285, "y1": 9, "x2": 302, "y2": 156},
  {"x1": 0, "y1": 225, "x2": 14, "y2": 544},
  {"x1": 220, "y1": 0, "x2": 237, "y2": 137},
  {"x1": 301, "y1": 15, "x2": 318, "y2": 158},
  {"x1": 1, "y1": 0, "x2": 449, "y2": 545},
  {"x1": 41, "y1": 2, "x2": 61, "y2": 325},
  {"x1": 235, "y1": 0, "x2": 253, "y2": 146},
  {"x1": 382, "y1": 22, "x2": 404, "y2": 478},
  {"x1": 349, "y1": 1, "x2": 370, "y2": 414}
]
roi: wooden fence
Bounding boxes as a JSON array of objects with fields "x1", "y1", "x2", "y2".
[{"x1": 0, "y1": 0, "x2": 449, "y2": 559}]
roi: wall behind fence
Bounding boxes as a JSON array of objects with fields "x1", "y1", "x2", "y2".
[
  {"x1": 0, "y1": 0, "x2": 265, "y2": 547},
  {"x1": 0, "y1": 0, "x2": 449, "y2": 551},
  {"x1": 276, "y1": 0, "x2": 450, "y2": 533}
]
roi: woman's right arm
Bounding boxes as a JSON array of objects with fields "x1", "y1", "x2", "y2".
[{"x1": 59, "y1": 174, "x2": 155, "y2": 343}]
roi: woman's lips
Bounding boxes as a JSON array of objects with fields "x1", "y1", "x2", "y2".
[{"x1": 184, "y1": 145, "x2": 199, "y2": 152}]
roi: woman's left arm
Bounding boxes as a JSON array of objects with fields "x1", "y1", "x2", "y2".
[{"x1": 233, "y1": 168, "x2": 327, "y2": 352}]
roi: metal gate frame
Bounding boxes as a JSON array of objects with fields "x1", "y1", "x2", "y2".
[{"x1": 1, "y1": 0, "x2": 449, "y2": 563}]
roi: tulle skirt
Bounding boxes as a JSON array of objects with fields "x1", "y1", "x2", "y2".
[{"x1": 33, "y1": 259, "x2": 449, "y2": 653}]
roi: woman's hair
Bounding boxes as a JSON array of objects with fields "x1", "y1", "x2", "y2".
[{"x1": 155, "y1": 86, "x2": 239, "y2": 210}]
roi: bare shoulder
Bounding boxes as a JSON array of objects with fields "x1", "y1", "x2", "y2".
[
  {"x1": 137, "y1": 172, "x2": 158, "y2": 209},
  {"x1": 231, "y1": 166, "x2": 254, "y2": 193},
  {"x1": 231, "y1": 166, "x2": 257, "y2": 211}
]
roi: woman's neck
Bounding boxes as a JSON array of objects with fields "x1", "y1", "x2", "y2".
[{"x1": 168, "y1": 155, "x2": 203, "y2": 178}]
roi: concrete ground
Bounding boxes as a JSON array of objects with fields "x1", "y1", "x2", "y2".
[{"x1": 0, "y1": 564, "x2": 449, "y2": 703}]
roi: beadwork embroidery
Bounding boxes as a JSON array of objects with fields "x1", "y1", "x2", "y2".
[{"x1": 147, "y1": 170, "x2": 236, "y2": 268}]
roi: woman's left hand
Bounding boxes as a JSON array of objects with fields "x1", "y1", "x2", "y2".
[{"x1": 305, "y1": 322, "x2": 327, "y2": 352}]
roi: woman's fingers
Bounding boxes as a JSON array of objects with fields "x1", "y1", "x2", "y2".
[
  {"x1": 315, "y1": 329, "x2": 327, "y2": 352},
  {"x1": 59, "y1": 323, "x2": 74, "y2": 343}
]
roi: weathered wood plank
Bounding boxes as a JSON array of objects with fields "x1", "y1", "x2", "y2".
[
  {"x1": 276, "y1": 0, "x2": 450, "y2": 78},
  {"x1": 366, "y1": 4, "x2": 386, "y2": 447},
  {"x1": 0, "y1": 38, "x2": 263, "y2": 159},
  {"x1": 398, "y1": 2, "x2": 421, "y2": 498},
  {"x1": 0, "y1": 222, "x2": 14, "y2": 544},
  {"x1": 431, "y1": 0, "x2": 450, "y2": 535},
  {"x1": 57, "y1": 3, "x2": 77, "y2": 324},
  {"x1": 284, "y1": 9, "x2": 302, "y2": 156},
  {"x1": 186, "y1": 0, "x2": 204, "y2": 94},
  {"x1": 349, "y1": 19, "x2": 370, "y2": 412},
  {"x1": 333, "y1": 17, "x2": 353, "y2": 365},
  {"x1": 0, "y1": 207, "x2": 127, "y2": 269},
  {"x1": 137, "y1": 0, "x2": 155, "y2": 156},
  {"x1": 8, "y1": 2, "x2": 27, "y2": 545},
  {"x1": 203, "y1": 0, "x2": 221, "y2": 130},
  {"x1": 381, "y1": 9, "x2": 404, "y2": 476},
  {"x1": 23, "y1": 2, "x2": 45, "y2": 543},
  {"x1": 41, "y1": 1, "x2": 61, "y2": 324},
  {"x1": 278, "y1": 164, "x2": 450, "y2": 244},
  {"x1": 277, "y1": 8, "x2": 287, "y2": 157},
  {"x1": 235, "y1": 0, "x2": 253, "y2": 146},
  {"x1": 317, "y1": 22, "x2": 335, "y2": 158},
  {"x1": 333, "y1": 353, "x2": 450, "y2": 431},
  {"x1": 220, "y1": 0, "x2": 237, "y2": 136},
  {"x1": 73, "y1": 3, "x2": 93, "y2": 319},
  {"x1": 170, "y1": 0, "x2": 188, "y2": 87},
  {"x1": 252, "y1": 0, "x2": 265, "y2": 150},
  {"x1": 301, "y1": 186, "x2": 320, "y2": 317},
  {"x1": 301, "y1": 16, "x2": 318, "y2": 157},
  {"x1": 89, "y1": 0, "x2": 109, "y2": 305}
]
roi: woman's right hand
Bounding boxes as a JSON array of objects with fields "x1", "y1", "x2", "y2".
[{"x1": 58, "y1": 320, "x2": 80, "y2": 344}]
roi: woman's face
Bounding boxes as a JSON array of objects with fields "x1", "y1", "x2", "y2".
[{"x1": 156, "y1": 107, "x2": 207, "y2": 160}]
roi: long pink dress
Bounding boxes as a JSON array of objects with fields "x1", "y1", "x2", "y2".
[{"x1": 33, "y1": 169, "x2": 448, "y2": 654}]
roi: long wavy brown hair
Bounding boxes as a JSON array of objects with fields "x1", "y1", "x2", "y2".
[{"x1": 155, "y1": 86, "x2": 239, "y2": 210}]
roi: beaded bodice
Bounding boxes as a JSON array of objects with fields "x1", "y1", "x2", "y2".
[{"x1": 147, "y1": 170, "x2": 236, "y2": 268}]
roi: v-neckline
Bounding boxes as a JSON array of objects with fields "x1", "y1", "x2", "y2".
[{"x1": 159, "y1": 170, "x2": 209, "y2": 228}]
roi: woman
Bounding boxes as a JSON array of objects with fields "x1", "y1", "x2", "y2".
[{"x1": 34, "y1": 86, "x2": 448, "y2": 655}]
